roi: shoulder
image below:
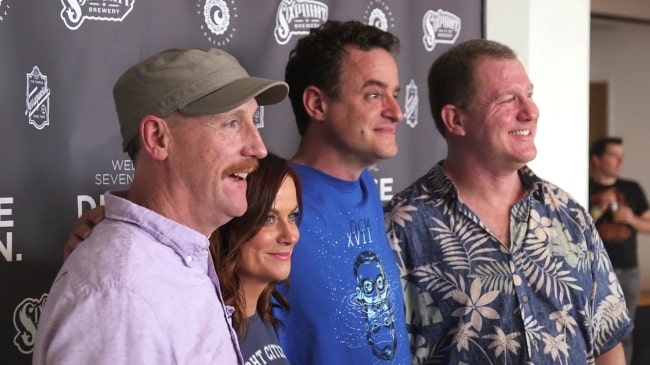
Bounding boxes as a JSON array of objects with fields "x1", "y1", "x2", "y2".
[
  {"x1": 617, "y1": 178, "x2": 644, "y2": 191},
  {"x1": 386, "y1": 165, "x2": 444, "y2": 211},
  {"x1": 57, "y1": 220, "x2": 177, "y2": 299},
  {"x1": 532, "y1": 178, "x2": 593, "y2": 225}
]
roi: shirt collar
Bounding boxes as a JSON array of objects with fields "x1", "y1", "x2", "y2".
[
  {"x1": 429, "y1": 161, "x2": 545, "y2": 203},
  {"x1": 103, "y1": 191, "x2": 210, "y2": 267}
]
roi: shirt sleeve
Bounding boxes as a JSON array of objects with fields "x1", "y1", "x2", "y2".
[
  {"x1": 586, "y1": 217, "x2": 634, "y2": 356},
  {"x1": 633, "y1": 182, "x2": 649, "y2": 215},
  {"x1": 385, "y1": 198, "x2": 437, "y2": 364},
  {"x1": 35, "y1": 287, "x2": 170, "y2": 364}
]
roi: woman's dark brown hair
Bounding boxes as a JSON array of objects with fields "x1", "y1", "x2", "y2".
[{"x1": 209, "y1": 152, "x2": 302, "y2": 336}]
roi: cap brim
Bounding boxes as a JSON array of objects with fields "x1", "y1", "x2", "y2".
[{"x1": 180, "y1": 77, "x2": 288, "y2": 115}]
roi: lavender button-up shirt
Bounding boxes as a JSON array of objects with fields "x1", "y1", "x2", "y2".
[{"x1": 33, "y1": 191, "x2": 242, "y2": 364}]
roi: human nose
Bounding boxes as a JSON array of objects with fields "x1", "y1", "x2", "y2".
[
  {"x1": 278, "y1": 220, "x2": 299, "y2": 246},
  {"x1": 519, "y1": 97, "x2": 539, "y2": 122},
  {"x1": 382, "y1": 95, "x2": 403, "y2": 123},
  {"x1": 243, "y1": 122, "x2": 267, "y2": 159}
]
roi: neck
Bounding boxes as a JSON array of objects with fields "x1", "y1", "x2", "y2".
[
  {"x1": 591, "y1": 171, "x2": 617, "y2": 186},
  {"x1": 240, "y1": 279, "x2": 267, "y2": 318},
  {"x1": 127, "y1": 167, "x2": 226, "y2": 237},
  {"x1": 444, "y1": 152, "x2": 525, "y2": 207},
  {"x1": 291, "y1": 137, "x2": 368, "y2": 181},
  {"x1": 443, "y1": 152, "x2": 526, "y2": 248}
]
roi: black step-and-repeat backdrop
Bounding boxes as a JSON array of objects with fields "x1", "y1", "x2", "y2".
[{"x1": 0, "y1": 0, "x2": 483, "y2": 361}]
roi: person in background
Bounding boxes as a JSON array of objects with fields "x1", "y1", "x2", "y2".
[
  {"x1": 385, "y1": 39, "x2": 631, "y2": 364},
  {"x1": 33, "y1": 47, "x2": 288, "y2": 364},
  {"x1": 211, "y1": 152, "x2": 301, "y2": 364},
  {"x1": 589, "y1": 136, "x2": 650, "y2": 365},
  {"x1": 277, "y1": 20, "x2": 412, "y2": 364}
]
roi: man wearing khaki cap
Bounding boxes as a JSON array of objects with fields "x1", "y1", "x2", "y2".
[{"x1": 33, "y1": 48, "x2": 288, "y2": 364}]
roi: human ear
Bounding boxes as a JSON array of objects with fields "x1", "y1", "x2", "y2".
[
  {"x1": 302, "y1": 86, "x2": 327, "y2": 122},
  {"x1": 139, "y1": 115, "x2": 172, "y2": 161},
  {"x1": 440, "y1": 104, "x2": 466, "y2": 136}
]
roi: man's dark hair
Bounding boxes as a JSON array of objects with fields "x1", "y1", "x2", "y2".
[
  {"x1": 285, "y1": 20, "x2": 400, "y2": 136},
  {"x1": 590, "y1": 137, "x2": 623, "y2": 158},
  {"x1": 427, "y1": 39, "x2": 516, "y2": 139}
]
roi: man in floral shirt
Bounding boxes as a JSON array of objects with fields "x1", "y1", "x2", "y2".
[{"x1": 385, "y1": 39, "x2": 631, "y2": 364}]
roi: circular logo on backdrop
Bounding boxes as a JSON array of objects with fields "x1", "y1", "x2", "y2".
[
  {"x1": 197, "y1": 0, "x2": 237, "y2": 47},
  {"x1": 363, "y1": 0, "x2": 394, "y2": 31}
]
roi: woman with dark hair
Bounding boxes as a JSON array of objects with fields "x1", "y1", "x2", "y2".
[{"x1": 210, "y1": 152, "x2": 302, "y2": 363}]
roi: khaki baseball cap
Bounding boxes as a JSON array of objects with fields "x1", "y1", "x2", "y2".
[{"x1": 113, "y1": 47, "x2": 289, "y2": 151}]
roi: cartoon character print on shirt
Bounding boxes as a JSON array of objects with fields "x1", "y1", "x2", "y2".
[{"x1": 340, "y1": 250, "x2": 397, "y2": 361}]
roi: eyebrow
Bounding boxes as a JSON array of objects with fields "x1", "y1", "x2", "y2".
[
  {"x1": 267, "y1": 205, "x2": 300, "y2": 214},
  {"x1": 361, "y1": 79, "x2": 400, "y2": 93}
]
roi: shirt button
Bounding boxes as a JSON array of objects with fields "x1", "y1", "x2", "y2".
[
  {"x1": 185, "y1": 255, "x2": 194, "y2": 265},
  {"x1": 522, "y1": 295, "x2": 529, "y2": 302},
  {"x1": 532, "y1": 339, "x2": 538, "y2": 346}
]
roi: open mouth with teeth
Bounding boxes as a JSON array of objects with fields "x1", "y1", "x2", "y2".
[
  {"x1": 230, "y1": 172, "x2": 249, "y2": 180},
  {"x1": 509, "y1": 129, "x2": 531, "y2": 136}
]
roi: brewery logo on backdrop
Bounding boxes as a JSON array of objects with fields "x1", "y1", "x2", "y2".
[
  {"x1": 77, "y1": 158, "x2": 133, "y2": 217},
  {"x1": 363, "y1": 0, "x2": 394, "y2": 31},
  {"x1": 196, "y1": 0, "x2": 238, "y2": 47},
  {"x1": 254, "y1": 106, "x2": 265, "y2": 128},
  {"x1": 274, "y1": 0, "x2": 327, "y2": 45},
  {"x1": 60, "y1": 0, "x2": 135, "y2": 31},
  {"x1": 0, "y1": 0, "x2": 11, "y2": 23},
  {"x1": 404, "y1": 79, "x2": 418, "y2": 128},
  {"x1": 1, "y1": 196, "x2": 21, "y2": 263},
  {"x1": 13, "y1": 294, "x2": 48, "y2": 354},
  {"x1": 422, "y1": 9, "x2": 461, "y2": 52},
  {"x1": 25, "y1": 66, "x2": 51, "y2": 131}
]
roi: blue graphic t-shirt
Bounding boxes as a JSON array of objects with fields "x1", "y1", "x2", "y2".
[{"x1": 276, "y1": 164, "x2": 411, "y2": 364}]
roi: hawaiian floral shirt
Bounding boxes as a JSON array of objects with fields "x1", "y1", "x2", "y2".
[{"x1": 385, "y1": 162, "x2": 632, "y2": 365}]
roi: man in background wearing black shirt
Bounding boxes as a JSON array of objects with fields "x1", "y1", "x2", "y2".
[{"x1": 589, "y1": 136, "x2": 650, "y2": 365}]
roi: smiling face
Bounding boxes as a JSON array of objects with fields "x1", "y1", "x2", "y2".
[
  {"x1": 460, "y1": 57, "x2": 539, "y2": 171},
  {"x1": 238, "y1": 176, "x2": 300, "y2": 286},
  {"x1": 167, "y1": 98, "x2": 267, "y2": 231},
  {"x1": 321, "y1": 47, "x2": 403, "y2": 168}
]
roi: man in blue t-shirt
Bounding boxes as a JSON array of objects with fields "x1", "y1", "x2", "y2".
[{"x1": 276, "y1": 20, "x2": 412, "y2": 364}]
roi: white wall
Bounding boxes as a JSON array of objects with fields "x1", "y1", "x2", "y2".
[
  {"x1": 591, "y1": 19, "x2": 650, "y2": 291},
  {"x1": 486, "y1": 0, "x2": 591, "y2": 205},
  {"x1": 486, "y1": 0, "x2": 650, "y2": 291}
]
